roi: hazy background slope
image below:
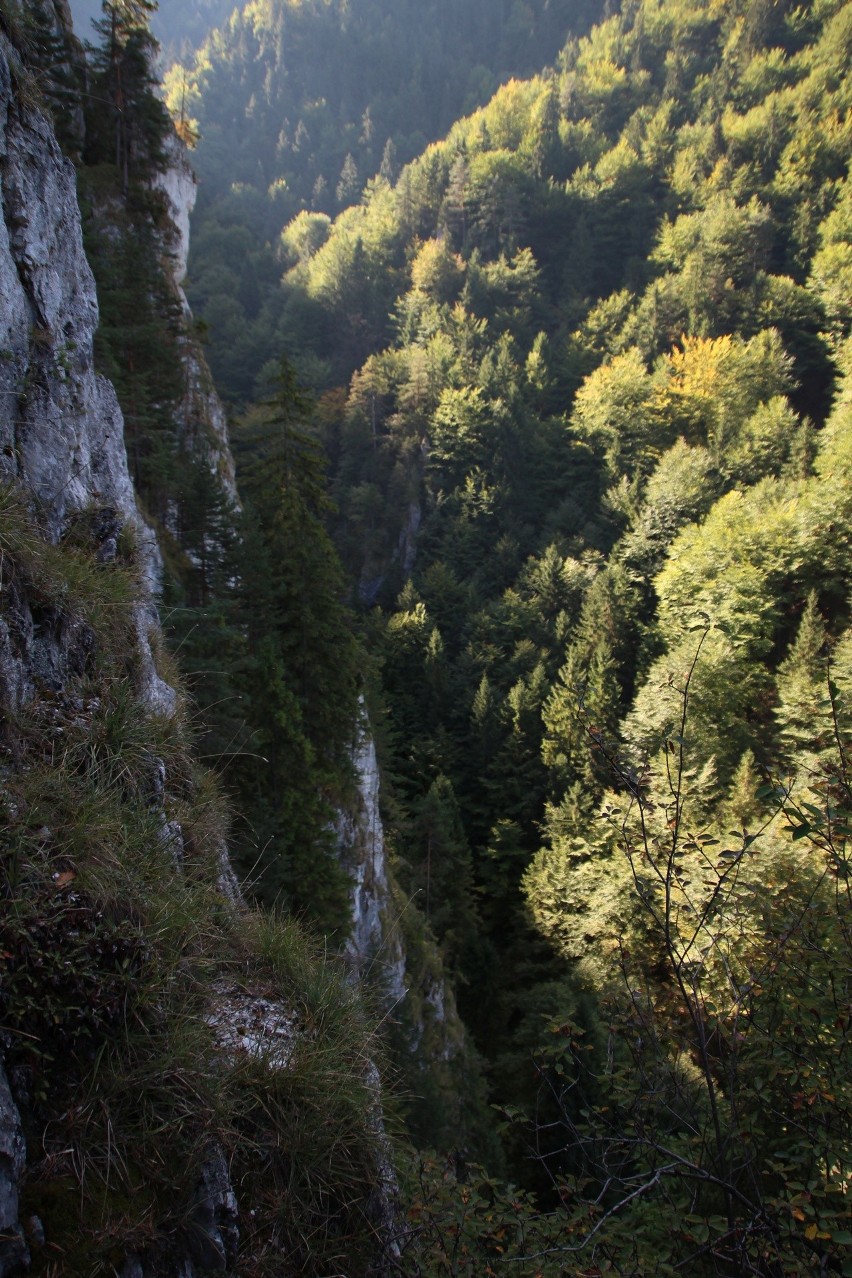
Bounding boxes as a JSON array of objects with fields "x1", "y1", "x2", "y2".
[
  {"x1": 161, "y1": 0, "x2": 604, "y2": 399},
  {"x1": 67, "y1": 0, "x2": 237, "y2": 55}
]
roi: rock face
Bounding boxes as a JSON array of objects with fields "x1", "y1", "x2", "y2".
[
  {"x1": 336, "y1": 713, "x2": 467, "y2": 1087},
  {"x1": 154, "y1": 134, "x2": 238, "y2": 506},
  {"x1": 152, "y1": 137, "x2": 242, "y2": 903},
  {"x1": 0, "y1": 36, "x2": 175, "y2": 717},
  {"x1": 0, "y1": 1066, "x2": 27, "y2": 1277},
  {"x1": 337, "y1": 716, "x2": 407, "y2": 1006},
  {"x1": 0, "y1": 64, "x2": 136, "y2": 537},
  {"x1": 0, "y1": 30, "x2": 238, "y2": 1276}
]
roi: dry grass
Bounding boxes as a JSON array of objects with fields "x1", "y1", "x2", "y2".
[{"x1": 1, "y1": 481, "x2": 390, "y2": 1275}]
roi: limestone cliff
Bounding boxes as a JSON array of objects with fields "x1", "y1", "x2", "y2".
[
  {"x1": 0, "y1": 24, "x2": 172, "y2": 712},
  {"x1": 336, "y1": 712, "x2": 474, "y2": 1150},
  {"x1": 336, "y1": 717, "x2": 407, "y2": 1005},
  {"x1": 153, "y1": 133, "x2": 237, "y2": 507}
]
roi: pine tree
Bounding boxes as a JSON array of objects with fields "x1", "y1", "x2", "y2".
[
  {"x1": 441, "y1": 148, "x2": 471, "y2": 249},
  {"x1": 410, "y1": 775, "x2": 478, "y2": 977},
  {"x1": 720, "y1": 748, "x2": 764, "y2": 830},
  {"x1": 336, "y1": 152, "x2": 359, "y2": 207},
  {"x1": 379, "y1": 137, "x2": 397, "y2": 183},
  {"x1": 524, "y1": 79, "x2": 561, "y2": 181},
  {"x1": 17, "y1": 0, "x2": 85, "y2": 154},
  {"x1": 226, "y1": 357, "x2": 362, "y2": 932},
  {"x1": 543, "y1": 633, "x2": 621, "y2": 796},
  {"x1": 84, "y1": 189, "x2": 184, "y2": 505},
  {"x1": 87, "y1": 0, "x2": 170, "y2": 187},
  {"x1": 774, "y1": 591, "x2": 830, "y2": 775}
]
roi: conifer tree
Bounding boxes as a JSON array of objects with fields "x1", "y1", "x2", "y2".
[
  {"x1": 227, "y1": 357, "x2": 362, "y2": 932},
  {"x1": 87, "y1": 0, "x2": 170, "y2": 186},
  {"x1": 411, "y1": 775, "x2": 479, "y2": 977},
  {"x1": 378, "y1": 137, "x2": 397, "y2": 183},
  {"x1": 543, "y1": 633, "x2": 621, "y2": 796},
  {"x1": 17, "y1": 0, "x2": 85, "y2": 154},
  {"x1": 720, "y1": 748, "x2": 764, "y2": 830},
  {"x1": 85, "y1": 194, "x2": 184, "y2": 505},
  {"x1": 524, "y1": 78, "x2": 561, "y2": 181},
  {"x1": 336, "y1": 151, "x2": 359, "y2": 207},
  {"x1": 774, "y1": 591, "x2": 830, "y2": 775}
]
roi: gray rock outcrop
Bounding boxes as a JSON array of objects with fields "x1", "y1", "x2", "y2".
[
  {"x1": 0, "y1": 27, "x2": 237, "y2": 1273},
  {"x1": 0, "y1": 1065, "x2": 27, "y2": 1278},
  {"x1": 154, "y1": 133, "x2": 238, "y2": 506},
  {"x1": 0, "y1": 34, "x2": 174, "y2": 715},
  {"x1": 337, "y1": 716, "x2": 407, "y2": 1007}
]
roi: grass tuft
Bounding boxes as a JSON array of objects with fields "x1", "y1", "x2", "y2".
[{"x1": 1, "y1": 482, "x2": 391, "y2": 1275}]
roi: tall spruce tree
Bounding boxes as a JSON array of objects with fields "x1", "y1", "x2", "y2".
[
  {"x1": 87, "y1": 0, "x2": 170, "y2": 186},
  {"x1": 774, "y1": 592, "x2": 831, "y2": 775},
  {"x1": 227, "y1": 358, "x2": 362, "y2": 932}
]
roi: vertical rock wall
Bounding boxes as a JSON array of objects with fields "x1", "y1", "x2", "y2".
[
  {"x1": 0, "y1": 30, "x2": 240, "y2": 1273},
  {"x1": 153, "y1": 134, "x2": 238, "y2": 505},
  {"x1": 0, "y1": 32, "x2": 173, "y2": 717},
  {"x1": 336, "y1": 716, "x2": 407, "y2": 1005},
  {"x1": 336, "y1": 712, "x2": 469, "y2": 1095}
]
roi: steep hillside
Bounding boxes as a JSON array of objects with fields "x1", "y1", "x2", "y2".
[
  {"x1": 164, "y1": 0, "x2": 604, "y2": 399},
  {"x1": 3, "y1": 0, "x2": 849, "y2": 1271},
  {"x1": 0, "y1": 11, "x2": 400, "y2": 1275},
  {"x1": 216, "y1": 0, "x2": 851, "y2": 1268},
  {"x1": 67, "y1": 0, "x2": 237, "y2": 56}
]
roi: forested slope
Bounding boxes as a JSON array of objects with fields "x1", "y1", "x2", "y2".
[
  {"x1": 68, "y1": 0, "x2": 237, "y2": 55},
  {"x1": 163, "y1": 0, "x2": 604, "y2": 398},
  {"x1": 182, "y1": 0, "x2": 852, "y2": 1269}
]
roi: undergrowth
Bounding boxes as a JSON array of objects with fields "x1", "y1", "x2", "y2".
[
  {"x1": 0, "y1": 1, "x2": 61, "y2": 129},
  {"x1": 0, "y1": 486, "x2": 390, "y2": 1276}
]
